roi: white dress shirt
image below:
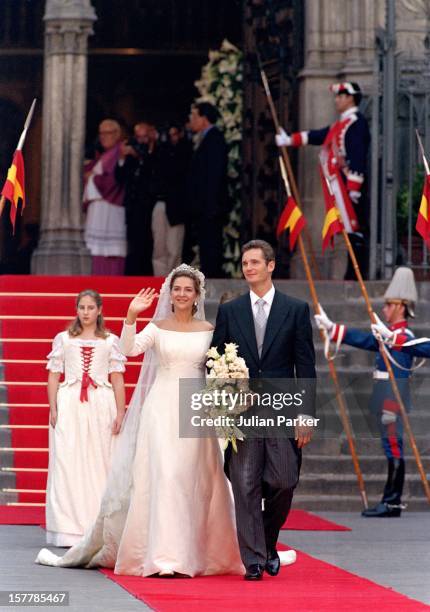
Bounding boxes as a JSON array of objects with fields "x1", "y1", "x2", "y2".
[
  {"x1": 250, "y1": 285, "x2": 275, "y2": 320},
  {"x1": 250, "y1": 284, "x2": 312, "y2": 423}
]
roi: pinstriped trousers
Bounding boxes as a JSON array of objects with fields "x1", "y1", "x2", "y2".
[{"x1": 227, "y1": 437, "x2": 300, "y2": 567}]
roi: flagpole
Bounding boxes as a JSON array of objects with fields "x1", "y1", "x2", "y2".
[
  {"x1": 322, "y1": 172, "x2": 430, "y2": 505},
  {"x1": 279, "y1": 157, "x2": 369, "y2": 510},
  {"x1": 0, "y1": 98, "x2": 37, "y2": 217},
  {"x1": 258, "y1": 63, "x2": 321, "y2": 280},
  {"x1": 416, "y1": 130, "x2": 430, "y2": 175}
]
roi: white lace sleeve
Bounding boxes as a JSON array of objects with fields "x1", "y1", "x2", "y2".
[
  {"x1": 108, "y1": 335, "x2": 127, "y2": 373},
  {"x1": 119, "y1": 321, "x2": 157, "y2": 356},
  {"x1": 46, "y1": 333, "x2": 65, "y2": 373}
]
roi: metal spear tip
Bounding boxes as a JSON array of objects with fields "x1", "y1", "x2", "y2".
[
  {"x1": 24, "y1": 99, "x2": 37, "y2": 130},
  {"x1": 415, "y1": 129, "x2": 430, "y2": 175}
]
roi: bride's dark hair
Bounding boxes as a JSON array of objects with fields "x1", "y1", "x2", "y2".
[{"x1": 169, "y1": 270, "x2": 201, "y2": 315}]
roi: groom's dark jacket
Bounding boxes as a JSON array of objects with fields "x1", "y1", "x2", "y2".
[{"x1": 212, "y1": 290, "x2": 316, "y2": 417}]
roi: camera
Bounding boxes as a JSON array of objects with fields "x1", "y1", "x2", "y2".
[{"x1": 128, "y1": 138, "x2": 148, "y2": 157}]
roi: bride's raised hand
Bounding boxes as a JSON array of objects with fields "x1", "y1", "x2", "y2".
[{"x1": 126, "y1": 288, "x2": 159, "y2": 323}]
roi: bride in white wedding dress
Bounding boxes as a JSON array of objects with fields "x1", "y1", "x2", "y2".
[{"x1": 36, "y1": 265, "x2": 244, "y2": 577}]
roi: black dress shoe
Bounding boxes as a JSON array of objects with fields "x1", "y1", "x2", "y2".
[
  {"x1": 362, "y1": 502, "x2": 402, "y2": 518},
  {"x1": 244, "y1": 564, "x2": 264, "y2": 581},
  {"x1": 265, "y1": 550, "x2": 280, "y2": 576}
]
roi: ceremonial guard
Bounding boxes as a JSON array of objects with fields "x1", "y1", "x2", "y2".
[
  {"x1": 276, "y1": 82, "x2": 370, "y2": 279},
  {"x1": 315, "y1": 268, "x2": 418, "y2": 517},
  {"x1": 372, "y1": 320, "x2": 430, "y2": 358}
]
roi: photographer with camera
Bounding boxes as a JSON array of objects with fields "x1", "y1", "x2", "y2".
[{"x1": 116, "y1": 122, "x2": 160, "y2": 275}]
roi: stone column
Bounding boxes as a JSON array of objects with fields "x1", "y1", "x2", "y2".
[{"x1": 32, "y1": 0, "x2": 96, "y2": 274}]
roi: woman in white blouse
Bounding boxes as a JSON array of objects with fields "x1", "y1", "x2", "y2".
[{"x1": 45, "y1": 289, "x2": 126, "y2": 546}]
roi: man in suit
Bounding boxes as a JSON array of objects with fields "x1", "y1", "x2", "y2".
[
  {"x1": 151, "y1": 123, "x2": 193, "y2": 276},
  {"x1": 212, "y1": 240, "x2": 316, "y2": 580},
  {"x1": 116, "y1": 122, "x2": 159, "y2": 276},
  {"x1": 188, "y1": 102, "x2": 228, "y2": 277}
]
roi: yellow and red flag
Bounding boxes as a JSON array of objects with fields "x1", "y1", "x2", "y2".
[
  {"x1": 276, "y1": 196, "x2": 306, "y2": 251},
  {"x1": 320, "y1": 170, "x2": 343, "y2": 252},
  {"x1": 416, "y1": 174, "x2": 430, "y2": 247},
  {"x1": 1, "y1": 149, "x2": 25, "y2": 233}
]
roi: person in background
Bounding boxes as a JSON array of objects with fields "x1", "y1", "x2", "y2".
[
  {"x1": 315, "y1": 267, "x2": 417, "y2": 517},
  {"x1": 151, "y1": 123, "x2": 192, "y2": 276},
  {"x1": 83, "y1": 119, "x2": 126, "y2": 275},
  {"x1": 276, "y1": 82, "x2": 370, "y2": 280},
  {"x1": 188, "y1": 102, "x2": 228, "y2": 278},
  {"x1": 116, "y1": 122, "x2": 159, "y2": 276}
]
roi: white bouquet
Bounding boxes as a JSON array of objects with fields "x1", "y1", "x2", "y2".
[{"x1": 205, "y1": 343, "x2": 249, "y2": 451}]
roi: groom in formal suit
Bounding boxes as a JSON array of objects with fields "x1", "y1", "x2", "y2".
[{"x1": 212, "y1": 240, "x2": 316, "y2": 580}]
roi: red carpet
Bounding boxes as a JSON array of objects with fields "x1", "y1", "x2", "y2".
[
  {"x1": 0, "y1": 275, "x2": 162, "y2": 504},
  {"x1": 100, "y1": 543, "x2": 429, "y2": 611},
  {"x1": 282, "y1": 509, "x2": 351, "y2": 531},
  {"x1": 0, "y1": 505, "x2": 45, "y2": 524}
]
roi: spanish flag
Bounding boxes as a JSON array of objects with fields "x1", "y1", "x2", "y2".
[
  {"x1": 416, "y1": 174, "x2": 430, "y2": 247},
  {"x1": 276, "y1": 196, "x2": 306, "y2": 251},
  {"x1": 1, "y1": 150, "x2": 25, "y2": 233},
  {"x1": 321, "y1": 171, "x2": 343, "y2": 252}
]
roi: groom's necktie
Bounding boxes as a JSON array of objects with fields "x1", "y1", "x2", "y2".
[{"x1": 254, "y1": 298, "x2": 268, "y2": 358}]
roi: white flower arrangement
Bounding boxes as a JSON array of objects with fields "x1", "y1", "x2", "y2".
[
  {"x1": 204, "y1": 343, "x2": 249, "y2": 451},
  {"x1": 195, "y1": 39, "x2": 243, "y2": 278}
]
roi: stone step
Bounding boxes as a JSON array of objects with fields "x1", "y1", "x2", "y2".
[
  {"x1": 0, "y1": 428, "x2": 11, "y2": 447},
  {"x1": 205, "y1": 279, "x2": 430, "y2": 303},
  {"x1": 206, "y1": 298, "x2": 430, "y2": 326},
  {"x1": 314, "y1": 343, "x2": 430, "y2": 368},
  {"x1": 301, "y1": 454, "x2": 430, "y2": 473},
  {"x1": 0, "y1": 470, "x2": 15, "y2": 491},
  {"x1": 317, "y1": 364, "x2": 430, "y2": 384},
  {"x1": 307, "y1": 436, "x2": 430, "y2": 455},
  {"x1": 292, "y1": 494, "x2": 430, "y2": 512},
  {"x1": 0, "y1": 490, "x2": 18, "y2": 505},
  {"x1": 295, "y1": 473, "x2": 429, "y2": 497}
]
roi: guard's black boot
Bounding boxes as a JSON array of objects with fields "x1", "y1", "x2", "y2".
[{"x1": 362, "y1": 459, "x2": 405, "y2": 517}]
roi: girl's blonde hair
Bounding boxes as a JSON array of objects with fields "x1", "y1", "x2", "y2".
[{"x1": 67, "y1": 289, "x2": 109, "y2": 338}]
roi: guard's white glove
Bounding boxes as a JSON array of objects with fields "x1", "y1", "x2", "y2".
[
  {"x1": 381, "y1": 409, "x2": 397, "y2": 425},
  {"x1": 314, "y1": 304, "x2": 334, "y2": 335},
  {"x1": 348, "y1": 190, "x2": 361, "y2": 204},
  {"x1": 371, "y1": 314, "x2": 394, "y2": 343},
  {"x1": 275, "y1": 128, "x2": 292, "y2": 147}
]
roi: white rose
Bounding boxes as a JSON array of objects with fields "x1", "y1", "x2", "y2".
[
  {"x1": 224, "y1": 342, "x2": 238, "y2": 354},
  {"x1": 206, "y1": 347, "x2": 220, "y2": 360}
]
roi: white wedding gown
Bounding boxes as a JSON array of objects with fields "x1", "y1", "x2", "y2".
[{"x1": 36, "y1": 322, "x2": 244, "y2": 577}]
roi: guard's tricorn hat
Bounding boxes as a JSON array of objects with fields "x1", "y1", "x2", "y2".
[
  {"x1": 330, "y1": 82, "x2": 361, "y2": 96},
  {"x1": 384, "y1": 267, "x2": 418, "y2": 318}
]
